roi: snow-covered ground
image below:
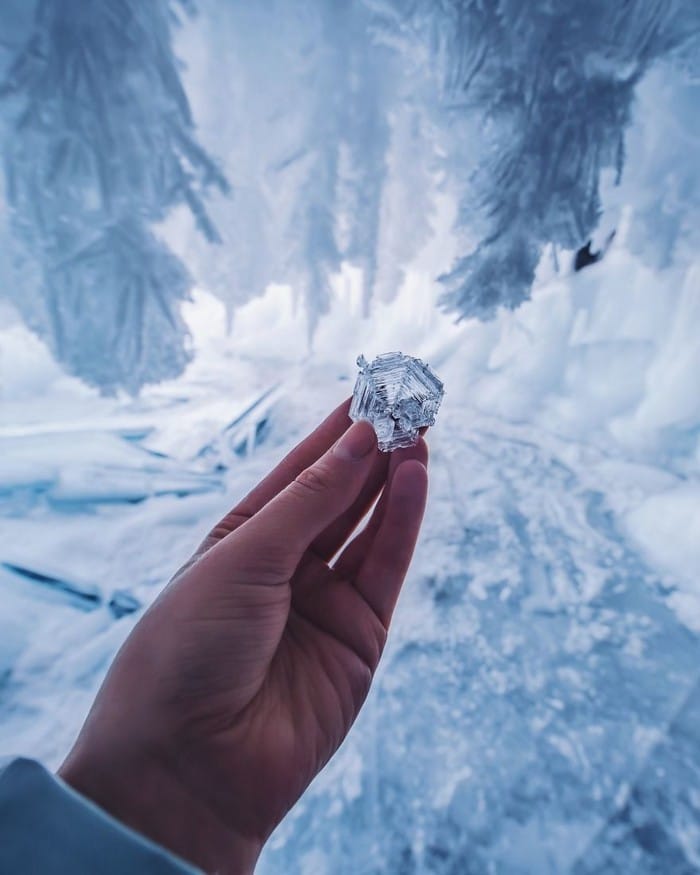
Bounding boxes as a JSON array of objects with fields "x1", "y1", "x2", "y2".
[{"x1": 2, "y1": 227, "x2": 700, "y2": 873}]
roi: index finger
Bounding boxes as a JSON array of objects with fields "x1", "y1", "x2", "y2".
[{"x1": 195, "y1": 398, "x2": 354, "y2": 554}]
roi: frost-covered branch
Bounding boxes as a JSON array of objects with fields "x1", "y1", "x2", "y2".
[
  {"x1": 2, "y1": 0, "x2": 228, "y2": 393},
  {"x1": 393, "y1": 0, "x2": 700, "y2": 320}
]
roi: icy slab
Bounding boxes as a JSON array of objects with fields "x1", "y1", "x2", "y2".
[{"x1": 349, "y1": 352, "x2": 445, "y2": 452}]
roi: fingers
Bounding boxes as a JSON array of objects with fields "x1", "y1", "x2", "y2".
[
  {"x1": 207, "y1": 421, "x2": 380, "y2": 583},
  {"x1": 194, "y1": 398, "x2": 354, "y2": 556},
  {"x1": 338, "y1": 457, "x2": 428, "y2": 627},
  {"x1": 310, "y1": 448, "x2": 389, "y2": 561},
  {"x1": 334, "y1": 437, "x2": 428, "y2": 579}
]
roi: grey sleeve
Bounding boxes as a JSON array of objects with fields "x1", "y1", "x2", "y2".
[{"x1": 0, "y1": 757, "x2": 201, "y2": 874}]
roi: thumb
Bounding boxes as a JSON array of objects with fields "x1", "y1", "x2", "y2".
[{"x1": 204, "y1": 420, "x2": 379, "y2": 583}]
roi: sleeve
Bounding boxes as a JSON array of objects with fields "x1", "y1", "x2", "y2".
[{"x1": 0, "y1": 757, "x2": 201, "y2": 874}]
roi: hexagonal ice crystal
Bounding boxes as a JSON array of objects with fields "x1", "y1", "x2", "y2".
[{"x1": 349, "y1": 352, "x2": 445, "y2": 452}]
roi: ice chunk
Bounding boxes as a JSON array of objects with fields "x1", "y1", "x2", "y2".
[{"x1": 349, "y1": 352, "x2": 445, "y2": 452}]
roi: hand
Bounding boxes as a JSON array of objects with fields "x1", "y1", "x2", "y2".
[{"x1": 59, "y1": 400, "x2": 429, "y2": 874}]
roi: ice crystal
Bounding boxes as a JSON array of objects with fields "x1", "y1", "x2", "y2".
[{"x1": 349, "y1": 352, "x2": 444, "y2": 452}]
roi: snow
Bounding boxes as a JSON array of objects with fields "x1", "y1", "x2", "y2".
[
  {"x1": 2, "y1": 228, "x2": 699, "y2": 872},
  {"x1": 625, "y1": 484, "x2": 700, "y2": 631},
  {"x1": 1, "y1": 3, "x2": 699, "y2": 873}
]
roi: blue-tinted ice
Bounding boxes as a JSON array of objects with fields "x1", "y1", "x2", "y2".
[{"x1": 349, "y1": 352, "x2": 445, "y2": 452}]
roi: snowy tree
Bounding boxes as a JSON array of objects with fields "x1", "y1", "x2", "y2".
[
  {"x1": 177, "y1": 0, "x2": 397, "y2": 331},
  {"x1": 1, "y1": 0, "x2": 228, "y2": 393},
  {"x1": 2, "y1": 0, "x2": 698, "y2": 388},
  {"x1": 380, "y1": 0, "x2": 700, "y2": 320},
  {"x1": 333, "y1": 4, "x2": 395, "y2": 314}
]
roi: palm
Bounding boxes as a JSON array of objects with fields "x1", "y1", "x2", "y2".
[{"x1": 182, "y1": 546, "x2": 387, "y2": 842}]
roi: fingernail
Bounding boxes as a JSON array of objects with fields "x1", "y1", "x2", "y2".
[{"x1": 333, "y1": 421, "x2": 376, "y2": 461}]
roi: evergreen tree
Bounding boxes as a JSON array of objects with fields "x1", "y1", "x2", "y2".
[{"x1": 2, "y1": 0, "x2": 228, "y2": 393}]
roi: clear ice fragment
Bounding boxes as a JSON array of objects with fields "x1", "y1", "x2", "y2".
[{"x1": 349, "y1": 352, "x2": 445, "y2": 452}]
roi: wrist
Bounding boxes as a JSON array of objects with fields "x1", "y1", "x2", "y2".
[{"x1": 59, "y1": 742, "x2": 260, "y2": 875}]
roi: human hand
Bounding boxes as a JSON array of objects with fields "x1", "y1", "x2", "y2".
[{"x1": 59, "y1": 400, "x2": 429, "y2": 874}]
